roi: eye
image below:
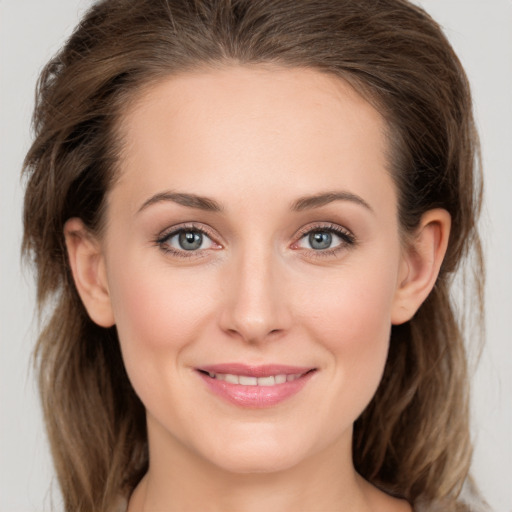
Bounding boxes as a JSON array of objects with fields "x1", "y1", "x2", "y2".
[
  {"x1": 306, "y1": 231, "x2": 336, "y2": 250},
  {"x1": 173, "y1": 230, "x2": 210, "y2": 251},
  {"x1": 156, "y1": 225, "x2": 220, "y2": 257},
  {"x1": 293, "y1": 224, "x2": 356, "y2": 254}
]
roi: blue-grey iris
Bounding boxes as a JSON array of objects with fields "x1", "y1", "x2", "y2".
[
  {"x1": 179, "y1": 231, "x2": 203, "y2": 250},
  {"x1": 309, "y1": 231, "x2": 332, "y2": 250}
]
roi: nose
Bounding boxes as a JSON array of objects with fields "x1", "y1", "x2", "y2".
[{"x1": 219, "y1": 246, "x2": 292, "y2": 344}]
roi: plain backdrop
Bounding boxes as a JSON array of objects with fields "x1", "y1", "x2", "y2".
[{"x1": 1, "y1": 1, "x2": 511, "y2": 511}]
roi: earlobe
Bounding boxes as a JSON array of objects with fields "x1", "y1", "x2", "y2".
[
  {"x1": 64, "y1": 218, "x2": 115, "y2": 327},
  {"x1": 391, "y1": 209, "x2": 451, "y2": 325}
]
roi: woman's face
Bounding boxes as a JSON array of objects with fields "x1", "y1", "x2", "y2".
[{"x1": 101, "y1": 66, "x2": 408, "y2": 473}]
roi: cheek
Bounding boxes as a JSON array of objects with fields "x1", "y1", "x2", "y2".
[
  {"x1": 301, "y1": 258, "x2": 397, "y2": 345},
  {"x1": 105, "y1": 258, "x2": 217, "y2": 397},
  {"x1": 297, "y1": 259, "x2": 399, "y2": 414},
  {"x1": 109, "y1": 262, "x2": 212, "y2": 349}
]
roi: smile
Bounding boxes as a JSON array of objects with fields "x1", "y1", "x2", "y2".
[
  {"x1": 201, "y1": 372, "x2": 304, "y2": 386},
  {"x1": 196, "y1": 364, "x2": 317, "y2": 408}
]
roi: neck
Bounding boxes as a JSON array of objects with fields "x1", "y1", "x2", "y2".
[{"x1": 127, "y1": 415, "x2": 395, "y2": 512}]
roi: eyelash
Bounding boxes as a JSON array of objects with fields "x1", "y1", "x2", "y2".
[
  {"x1": 155, "y1": 223, "x2": 221, "y2": 259},
  {"x1": 154, "y1": 222, "x2": 356, "y2": 259},
  {"x1": 292, "y1": 223, "x2": 357, "y2": 258}
]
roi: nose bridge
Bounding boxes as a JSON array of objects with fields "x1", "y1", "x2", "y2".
[{"x1": 220, "y1": 241, "x2": 289, "y2": 343}]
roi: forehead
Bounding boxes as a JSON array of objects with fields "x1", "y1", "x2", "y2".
[{"x1": 111, "y1": 65, "x2": 394, "y2": 215}]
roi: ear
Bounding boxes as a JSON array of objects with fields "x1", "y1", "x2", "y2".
[
  {"x1": 64, "y1": 218, "x2": 115, "y2": 327},
  {"x1": 391, "y1": 208, "x2": 451, "y2": 325}
]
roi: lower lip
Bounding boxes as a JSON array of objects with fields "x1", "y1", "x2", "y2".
[{"x1": 197, "y1": 371, "x2": 315, "y2": 408}]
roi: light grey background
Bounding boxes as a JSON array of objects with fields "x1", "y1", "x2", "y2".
[{"x1": 1, "y1": 1, "x2": 511, "y2": 511}]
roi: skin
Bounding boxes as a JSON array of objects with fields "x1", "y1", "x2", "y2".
[{"x1": 65, "y1": 65, "x2": 450, "y2": 512}]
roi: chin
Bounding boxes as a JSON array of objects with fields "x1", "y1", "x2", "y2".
[
  {"x1": 190, "y1": 431, "x2": 307, "y2": 474},
  {"x1": 198, "y1": 427, "x2": 316, "y2": 475},
  {"x1": 211, "y1": 448, "x2": 304, "y2": 475}
]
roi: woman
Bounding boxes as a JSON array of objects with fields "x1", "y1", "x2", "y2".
[{"x1": 22, "y1": 0, "x2": 487, "y2": 510}]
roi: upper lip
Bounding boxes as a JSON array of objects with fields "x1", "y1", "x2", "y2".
[{"x1": 197, "y1": 363, "x2": 315, "y2": 377}]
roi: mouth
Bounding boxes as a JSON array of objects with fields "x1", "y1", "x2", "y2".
[
  {"x1": 195, "y1": 364, "x2": 317, "y2": 408},
  {"x1": 198, "y1": 371, "x2": 306, "y2": 386}
]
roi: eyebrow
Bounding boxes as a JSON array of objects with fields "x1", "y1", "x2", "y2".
[
  {"x1": 138, "y1": 190, "x2": 372, "y2": 215},
  {"x1": 291, "y1": 191, "x2": 373, "y2": 213},
  {"x1": 138, "y1": 191, "x2": 223, "y2": 213}
]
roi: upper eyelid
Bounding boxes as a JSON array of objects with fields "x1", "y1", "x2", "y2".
[
  {"x1": 294, "y1": 222, "x2": 354, "y2": 239},
  {"x1": 157, "y1": 222, "x2": 218, "y2": 241}
]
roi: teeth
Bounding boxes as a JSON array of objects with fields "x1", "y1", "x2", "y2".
[
  {"x1": 205, "y1": 372, "x2": 303, "y2": 385},
  {"x1": 239, "y1": 376, "x2": 258, "y2": 386},
  {"x1": 257, "y1": 376, "x2": 275, "y2": 386}
]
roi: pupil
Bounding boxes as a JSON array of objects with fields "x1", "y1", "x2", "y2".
[
  {"x1": 179, "y1": 231, "x2": 202, "y2": 250},
  {"x1": 309, "y1": 231, "x2": 332, "y2": 250}
]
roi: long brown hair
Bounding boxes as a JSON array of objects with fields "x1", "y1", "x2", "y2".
[{"x1": 22, "y1": 0, "x2": 484, "y2": 510}]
